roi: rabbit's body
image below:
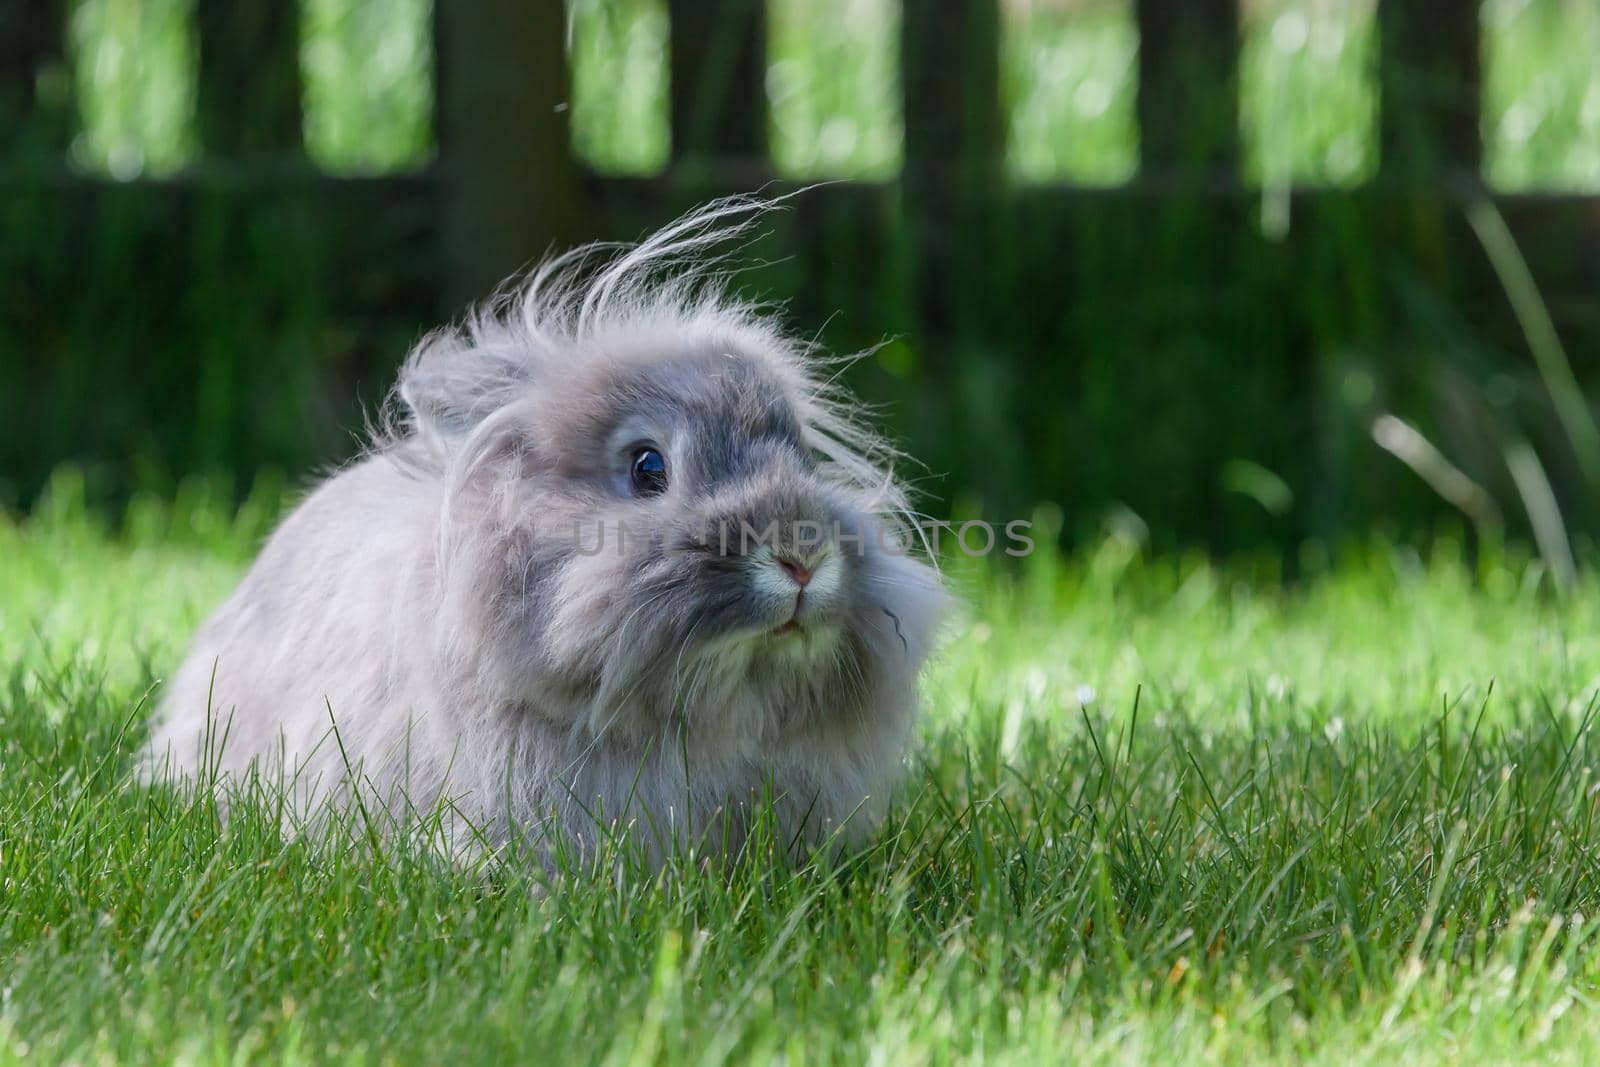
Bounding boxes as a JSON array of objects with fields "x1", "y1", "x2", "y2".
[{"x1": 148, "y1": 199, "x2": 946, "y2": 862}]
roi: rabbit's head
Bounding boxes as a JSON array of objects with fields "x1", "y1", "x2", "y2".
[{"x1": 389, "y1": 198, "x2": 947, "y2": 752}]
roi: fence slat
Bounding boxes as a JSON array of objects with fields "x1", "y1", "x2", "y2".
[
  {"x1": 0, "y1": 0, "x2": 71, "y2": 152},
  {"x1": 1136, "y1": 0, "x2": 1239, "y2": 175},
  {"x1": 1377, "y1": 0, "x2": 1481, "y2": 181},
  {"x1": 900, "y1": 0, "x2": 1002, "y2": 503},
  {"x1": 196, "y1": 0, "x2": 303, "y2": 156},
  {"x1": 901, "y1": 0, "x2": 1002, "y2": 337},
  {"x1": 667, "y1": 0, "x2": 767, "y2": 168},
  {"x1": 434, "y1": 0, "x2": 582, "y2": 307}
]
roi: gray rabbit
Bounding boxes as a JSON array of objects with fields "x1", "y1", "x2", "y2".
[{"x1": 146, "y1": 197, "x2": 948, "y2": 865}]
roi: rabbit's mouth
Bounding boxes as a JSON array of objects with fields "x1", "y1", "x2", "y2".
[
  {"x1": 748, "y1": 544, "x2": 844, "y2": 636},
  {"x1": 752, "y1": 612, "x2": 846, "y2": 674}
]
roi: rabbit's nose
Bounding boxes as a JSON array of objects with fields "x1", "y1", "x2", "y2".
[{"x1": 775, "y1": 556, "x2": 812, "y2": 588}]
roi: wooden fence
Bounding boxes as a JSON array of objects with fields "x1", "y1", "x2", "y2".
[
  {"x1": 7, "y1": 2, "x2": 1584, "y2": 299},
  {"x1": 3, "y1": 0, "x2": 1599, "y2": 545}
]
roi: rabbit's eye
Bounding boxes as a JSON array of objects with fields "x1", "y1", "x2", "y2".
[{"x1": 630, "y1": 447, "x2": 669, "y2": 497}]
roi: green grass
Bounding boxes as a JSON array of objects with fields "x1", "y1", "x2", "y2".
[{"x1": 8, "y1": 479, "x2": 1600, "y2": 1062}]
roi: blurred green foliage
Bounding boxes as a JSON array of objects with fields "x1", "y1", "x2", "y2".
[
  {"x1": 70, "y1": 0, "x2": 196, "y2": 176},
  {"x1": 1483, "y1": 0, "x2": 1600, "y2": 190},
  {"x1": 8, "y1": 0, "x2": 1600, "y2": 556},
  {"x1": 1001, "y1": 0, "x2": 1139, "y2": 184},
  {"x1": 69, "y1": 0, "x2": 434, "y2": 174},
  {"x1": 1240, "y1": 0, "x2": 1378, "y2": 187},
  {"x1": 567, "y1": 0, "x2": 670, "y2": 173},
  {"x1": 60, "y1": 0, "x2": 1600, "y2": 186},
  {"x1": 768, "y1": 0, "x2": 902, "y2": 179},
  {"x1": 300, "y1": 0, "x2": 433, "y2": 172}
]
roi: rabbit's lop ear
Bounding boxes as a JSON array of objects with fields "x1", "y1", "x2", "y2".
[{"x1": 397, "y1": 330, "x2": 533, "y2": 448}]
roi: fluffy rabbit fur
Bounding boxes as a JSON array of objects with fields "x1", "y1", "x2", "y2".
[{"x1": 146, "y1": 197, "x2": 947, "y2": 864}]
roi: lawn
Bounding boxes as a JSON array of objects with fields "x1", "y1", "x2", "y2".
[{"x1": 5, "y1": 477, "x2": 1600, "y2": 1063}]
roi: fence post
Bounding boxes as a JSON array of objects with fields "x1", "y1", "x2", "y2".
[
  {"x1": 900, "y1": 0, "x2": 1003, "y2": 500},
  {"x1": 434, "y1": 0, "x2": 583, "y2": 308},
  {"x1": 196, "y1": 0, "x2": 303, "y2": 156},
  {"x1": 667, "y1": 0, "x2": 767, "y2": 173},
  {"x1": 0, "y1": 0, "x2": 72, "y2": 154},
  {"x1": 1136, "y1": 0, "x2": 1239, "y2": 176},
  {"x1": 902, "y1": 0, "x2": 1002, "y2": 343},
  {"x1": 1377, "y1": 0, "x2": 1481, "y2": 182}
]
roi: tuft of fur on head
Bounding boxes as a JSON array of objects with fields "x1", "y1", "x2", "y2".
[{"x1": 381, "y1": 194, "x2": 918, "y2": 537}]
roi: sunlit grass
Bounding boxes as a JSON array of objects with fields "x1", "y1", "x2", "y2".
[{"x1": 7, "y1": 482, "x2": 1600, "y2": 1061}]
